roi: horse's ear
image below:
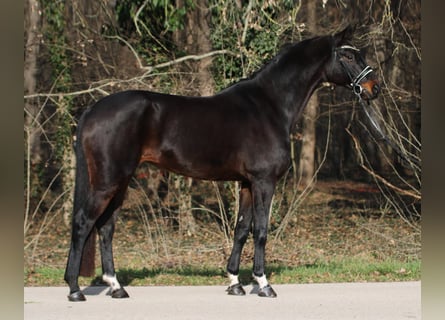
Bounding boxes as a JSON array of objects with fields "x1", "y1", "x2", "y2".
[{"x1": 333, "y1": 25, "x2": 356, "y2": 46}]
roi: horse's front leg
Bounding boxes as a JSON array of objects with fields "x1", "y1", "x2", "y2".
[
  {"x1": 251, "y1": 178, "x2": 277, "y2": 298},
  {"x1": 226, "y1": 182, "x2": 253, "y2": 296}
]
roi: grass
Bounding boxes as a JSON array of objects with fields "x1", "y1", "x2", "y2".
[
  {"x1": 268, "y1": 258, "x2": 420, "y2": 284},
  {"x1": 25, "y1": 258, "x2": 420, "y2": 287}
]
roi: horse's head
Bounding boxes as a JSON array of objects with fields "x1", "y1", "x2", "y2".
[{"x1": 325, "y1": 26, "x2": 380, "y2": 100}]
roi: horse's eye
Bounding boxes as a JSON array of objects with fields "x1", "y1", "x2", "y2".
[{"x1": 343, "y1": 52, "x2": 354, "y2": 61}]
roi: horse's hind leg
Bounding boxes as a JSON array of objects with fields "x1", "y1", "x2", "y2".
[
  {"x1": 64, "y1": 212, "x2": 95, "y2": 301},
  {"x1": 96, "y1": 186, "x2": 130, "y2": 299},
  {"x1": 64, "y1": 188, "x2": 117, "y2": 301}
]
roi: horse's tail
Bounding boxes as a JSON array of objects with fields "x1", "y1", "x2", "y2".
[{"x1": 73, "y1": 111, "x2": 97, "y2": 277}]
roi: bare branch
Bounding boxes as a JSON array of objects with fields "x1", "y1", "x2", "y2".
[
  {"x1": 241, "y1": 0, "x2": 255, "y2": 45},
  {"x1": 140, "y1": 50, "x2": 236, "y2": 73},
  {"x1": 24, "y1": 49, "x2": 236, "y2": 99},
  {"x1": 346, "y1": 128, "x2": 421, "y2": 200}
]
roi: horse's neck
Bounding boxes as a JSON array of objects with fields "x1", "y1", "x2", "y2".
[
  {"x1": 256, "y1": 57, "x2": 327, "y2": 134},
  {"x1": 288, "y1": 77, "x2": 322, "y2": 132}
]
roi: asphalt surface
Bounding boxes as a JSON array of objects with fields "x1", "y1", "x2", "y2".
[{"x1": 24, "y1": 281, "x2": 420, "y2": 320}]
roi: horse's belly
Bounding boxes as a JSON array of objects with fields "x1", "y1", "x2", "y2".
[{"x1": 148, "y1": 146, "x2": 244, "y2": 181}]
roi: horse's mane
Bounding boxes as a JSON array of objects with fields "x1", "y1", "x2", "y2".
[
  {"x1": 219, "y1": 35, "x2": 334, "y2": 93},
  {"x1": 246, "y1": 43, "x2": 296, "y2": 80},
  {"x1": 248, "y1": 37, "x2": 325, "y2": 79}
]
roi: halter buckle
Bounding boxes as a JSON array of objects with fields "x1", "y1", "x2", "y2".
[
  {"x1": 353, "y1": 84, "x2": 363, "y2": 96},
  {"x1": 351, "y1": 65, "x2": 373, "y2": 99}
]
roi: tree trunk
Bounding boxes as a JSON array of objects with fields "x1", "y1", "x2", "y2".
[
  {"x1": 298, "y1": 1, "x2": 318, "y2": 188},
  {"x1": 24, "y1": 0, "x2": 42, "y2": 166},
  {"x1": 64, "y1": 0, "x2": 137, "y2": 87},
  {"x1": 173, "y1": 0, "x2": 215, "y2": 95},
  {"x1": 298, "y1": 94, "x2": 318, "y2": 187}
]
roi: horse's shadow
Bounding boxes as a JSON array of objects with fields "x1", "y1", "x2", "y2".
[
  {"x1": 84, "y1": 265, "x2": 289, "y2": 294},
  {"x1": 82, "y1": 285, "x2": 108, "y2": 296}
]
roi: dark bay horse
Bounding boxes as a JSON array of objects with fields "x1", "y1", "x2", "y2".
[{"x1": 64, "y1": 26, "x2": 380, "y2": 301}]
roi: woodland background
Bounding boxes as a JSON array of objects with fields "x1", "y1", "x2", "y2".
[{"x1": 24, "y1": 0, "x2": 420, "y2": 278}]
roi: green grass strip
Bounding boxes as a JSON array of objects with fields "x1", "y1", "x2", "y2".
[{"x1": 25, "y1": 258, "x2": 420, "y2": 287}]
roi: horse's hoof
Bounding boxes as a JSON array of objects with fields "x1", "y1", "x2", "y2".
[
  {"x1": 226, "y1": 283, "x2": 246, "y2": 296},
  {"x1": 68, "y1": 291, "x2": 86, "y2": 302},
  {"x1": 258, "y1": 285, "x2": 277, "y2": 298},
  {"x1": 111, "y1": 288, "x2": 130, "y2": 299}
]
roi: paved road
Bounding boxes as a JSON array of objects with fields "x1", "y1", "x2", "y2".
[{"x1": 24, "y1": 282, "x2": 420, "y2": 320}]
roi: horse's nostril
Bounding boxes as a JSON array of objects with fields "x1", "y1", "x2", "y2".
[{"x1": 372, "y1": 83, "x2": 381, "y2": 95}]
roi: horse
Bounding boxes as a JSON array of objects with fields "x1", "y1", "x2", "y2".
[{"x1": 64, "y1": 26, "x2": 380, "y2": 301}]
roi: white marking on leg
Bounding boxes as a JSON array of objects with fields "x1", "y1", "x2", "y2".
[
  {"x1": 253, "y1": 274, "x2": 269, "y2": 289},
  {"x1": 228, "y1": 273, "x2": 239, "y2": 286},
  {"x1": 102, "y1": 274, "x2": 122, "y2": 291}
]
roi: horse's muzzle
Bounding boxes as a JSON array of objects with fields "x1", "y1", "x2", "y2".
[{"x1": 360, "y1": 80, "x2": 380, "y2": 100}]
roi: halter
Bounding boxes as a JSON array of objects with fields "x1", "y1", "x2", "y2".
[{"x1": 336, "y1": 45, "x2": 374, "y2": 100}]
